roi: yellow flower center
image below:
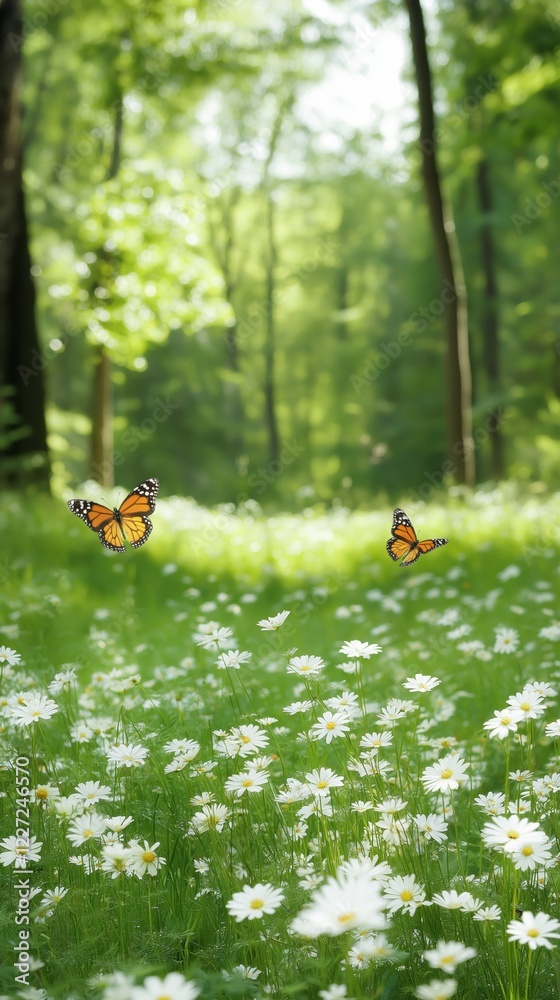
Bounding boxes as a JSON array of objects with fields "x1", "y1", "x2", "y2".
[
  {"x1": 317, "y1": 781, "x2": 328, "y2": 789},
  {"x1": 242, "y1": 779, "x2": 253, "y2": 788},
  {"x1": 326, "y1": 722, "x2": 337, "y2": 731},
  {"x1": 440, "y1": 769, "x2": 453, "y2": 779},
  {"x1": 521, "y1": 845, "x2": 533, "y2": 856},
  {"x1": 142, "y1": 851, "x2": 156, "y2": 863},
  {"x1": 250, "y1": 898, "x2": 264, "y2": 909},
  {"x1": 83, "y1": 829, "x2": 94, "y2": 839},
  {"x1": 507, "y1": 831, "x2": 519, "y2": 839},
  {"x1": 401, "y1": 890, "x2": 413, "y2": 901},
  {"x1": 527, "y1": 928, "x2": 539, "y2": 938},
  {"x1": 36, "y1": 788, "x2": 49, "y2": 800},
  {"x1": 337, "y1": 911, "x2": 356, "y2": 924}
]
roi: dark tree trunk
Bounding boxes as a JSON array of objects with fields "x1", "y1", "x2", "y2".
[
  {"x1": 107, "y1": 93, "x2": 123, "y2": 182},
  {"x1": 476, "y1": 156, "x2": 504, "y2": 479},
  {"x1": 404, "y1": 0, "x2": 474, "y2": 486},
  {"x1": 0, "y1": 0, "x2": 50, "y2": 490},
  {"x1": 336, "y1": 266, "x2": 349, "y2": 341}
]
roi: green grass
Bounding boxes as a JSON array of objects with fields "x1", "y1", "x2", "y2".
[{"x1": 1, "y1": 487, "x2": 560, "y2": 1000}]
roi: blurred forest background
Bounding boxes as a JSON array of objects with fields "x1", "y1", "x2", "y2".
[{"x1": 1, "y1": 0, "x2": 559, "y2": 509}]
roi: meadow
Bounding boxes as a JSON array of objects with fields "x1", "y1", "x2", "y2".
[{"x1": 1, "y1": 486, "x2": 560, "y2": 1000}]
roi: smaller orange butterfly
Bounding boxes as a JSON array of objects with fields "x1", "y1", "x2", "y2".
[
  {"x1": 68, "y1": 478, "x2": 159, "y2": 552},
  {"x1": 386, "y1": 508, "x2": 448, "y2": 567}
]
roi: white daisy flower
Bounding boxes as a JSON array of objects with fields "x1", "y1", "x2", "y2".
[
  {"x1": 226, "y1": 883, "x2": 284, "y2": 921},
  {"x1": 257, "y1": 611, "x2": 290, "y2": 631},
  {"x1": 507, "y1": 911, "x2": 560, "y2": 950}
]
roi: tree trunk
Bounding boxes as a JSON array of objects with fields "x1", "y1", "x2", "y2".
[
  {"x1": 263, "y1": 188, "x2": 280, "y2": 465},
  {"x1": 207, "y1": 188, "x2": 245, "y2": 465},
  {"x1": 261, "y1": 100, "x2": 292, "y2": 468},
  {"x1": 0, "y1": 0, "x2": 50, "y2": 490},
  {"x1": 336, "y1": 266, "x2": 349, "y2": 341},
  {"x1": 404, "y1": 0, "x2": 474, "y2": 486},
  {"x1": 107, "y1": 93, "x2": 123, "y2": 181},
  {"x1": 88, "y1": 94, "x2": 123, "y2": 485},
  {"x1": 90, "y1": 346, "x2": 113, "y2": 486},
  {"x1": 476, "y1": 156, "x2": 504, "y2": 479}
]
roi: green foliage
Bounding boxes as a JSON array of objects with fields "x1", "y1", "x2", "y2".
[{"x1": 20, "y1": 0, "x2": 560, "y2": 502}]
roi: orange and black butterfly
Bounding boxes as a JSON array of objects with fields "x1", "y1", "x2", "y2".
[
  {"x1": 386, "y1": 508, "x2": 448, "y2": 567},
  {"x1": 68, "y1": 478, "x2": 159, "y2": 552}
]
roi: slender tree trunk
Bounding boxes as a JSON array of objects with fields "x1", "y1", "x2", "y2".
[
  {"x1": 476, "y1": 156, "x2": 503, "y2": 479},
  {"x1": 336, "y1": 266, "x2": 349, "y2": 341},
  {"x1": 263, "y1": 188, "x2": 280, "y2": 465},
  {"x1": 89, "y1": 93, "x2": 123, "y2": 485},
  {"x1": 335, "y1": 206, "x2": 349, "y2": 341},
  {"x1": 90, "y1": 346, "x2": 113, "y2": 486},
  {"x1": 0, "y1": 0, "x2": 50, "y2": 490},
  {"x1": 404, "y1": 0, "x2": 474, "y2": 486},
  {"x1": 107, "y1": 93, "x2": 123, "y2": 182},
  {"x1": 221, "y1": 199, "x2": 239, "y2": 371},
  {"x1": 261, "y1": 103, "x2": 291, "y2": 467},
  {"x1": 208, "y1": 188, "x2": 245, "y2": 464}
]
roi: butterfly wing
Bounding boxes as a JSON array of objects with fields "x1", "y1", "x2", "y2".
[
  {"x1": 118, "y1": 478, "x2": 159, "y2": 550},
  {"x1": 417, "y1": 538, "x2": 448, "y2": 555},
  {"x1": 390, "y1": 508, "x2": 418, "y2": 545},
  {"x1": 68, "y1": 499, "x2": 115, "y2": 533},
  {"x1": 119, "y1": 478, "x2": 159, "y2": 517},
  {"x1": 68, "y1": 479, "x2": 158, "y2": 552},
  {"x1": 386, "y1": 508, "x2": 417, "y2": 563},
  {"x1": 386, "y1": 537, "x2": 412, "y2": 562},
  {"x1": 399, "y1": 545, "x2": 423, "y2": 566},
  {"x1": 121, "y1": 516, "x2": 153, "y2": 549},
  {"x1": 99, "y1": 517, "x2": 126, "y2": 553},
  {"x1": 386, "y1": 509, "x2": 447, "y2": 567}
]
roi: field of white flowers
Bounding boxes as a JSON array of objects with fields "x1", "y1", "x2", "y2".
[{"x1": 1, "y1": 487, "x2": 560, "y2": 1000}]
